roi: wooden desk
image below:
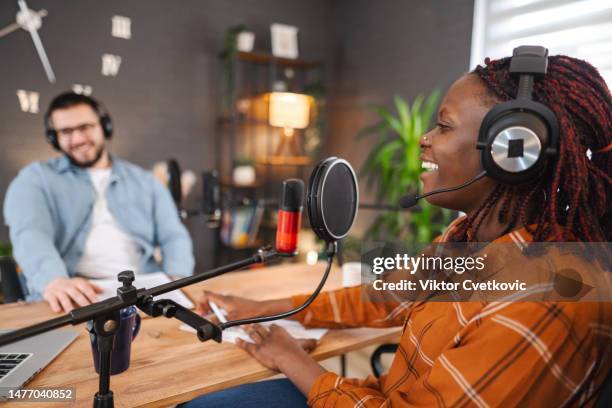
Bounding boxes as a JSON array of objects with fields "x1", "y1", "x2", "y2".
[{"x1": 0, "y1": 262, "x2": 401, "y2": 407}]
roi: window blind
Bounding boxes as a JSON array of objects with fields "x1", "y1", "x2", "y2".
[{"x1": 470, "y1": 0, "x2": 612, "y2": 84}]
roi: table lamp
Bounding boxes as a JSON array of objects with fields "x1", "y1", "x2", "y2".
[{"x1": 268, "y1": 92, "x2": 311, "y2": 156}]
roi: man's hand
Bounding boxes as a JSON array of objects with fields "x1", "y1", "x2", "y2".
[
  {"x1": 43, "y1": 277, "x2": 103, "y2": 313},
  {"x1": 236, "y1": 324, "x2": 318, "y2": 371}
]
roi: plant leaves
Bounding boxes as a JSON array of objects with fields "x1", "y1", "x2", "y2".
[
  {"x1": 356, "y1": 90, "x2": 452, "y2": 245},
  {"x1": 374, "y1": 105, "x2": 402, "y2": 136}
]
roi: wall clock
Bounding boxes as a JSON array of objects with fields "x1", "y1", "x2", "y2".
[{"x1": 0, "y1": 0, "x2": 131, "y2": 113}]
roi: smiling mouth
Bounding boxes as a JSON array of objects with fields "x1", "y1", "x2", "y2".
[
  {"x1": 72, "y1": 144, "x2": 92, "y2": 154},
  {"x1": 421, "y1": 160, "x2": 439, "y2": 171}
]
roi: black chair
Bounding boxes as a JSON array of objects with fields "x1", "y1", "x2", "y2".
[
  {"x1": 0, "y1": 257, "x2": 25, "y2": 303},
  {"x1": 595, "y1": 367, "x2": 612, "y2": 408},
  {"x1": 370, "y1": 344, "x2": 612, "y2": 407},
  {"x1": 370, "y1": 343, "x2": 398, "y2": 377}
]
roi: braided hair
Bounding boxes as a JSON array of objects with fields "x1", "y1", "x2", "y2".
[{"x1": 449, "y1": 55, "x2": 611, "y2": 242}]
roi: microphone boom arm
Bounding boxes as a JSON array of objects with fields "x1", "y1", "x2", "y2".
[
  {"x1": 0, "y1": 246, "x2": 285, "y2": 347},
  {"x1": 0, "y1": 243, "x2": 337, "y2": 408},
  {"x1": 0, "y1": 243, "x2": 338, "y2": 345}
]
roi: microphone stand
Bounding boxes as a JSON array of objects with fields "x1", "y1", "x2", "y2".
[{"x1": 0, "y1": 245, "x2": 327, "y2": 408}]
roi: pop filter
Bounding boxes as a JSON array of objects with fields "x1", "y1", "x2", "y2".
[{"x1": 307, "y1": 157, "x2": 358, "y2": 242}]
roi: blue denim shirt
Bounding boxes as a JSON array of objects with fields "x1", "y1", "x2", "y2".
[{"x1": 3, "y1": 155, "x2": 195, "y2": 300}]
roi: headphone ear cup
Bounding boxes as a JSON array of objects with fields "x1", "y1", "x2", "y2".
[
  {"x1": 100, "y1": 114, "x2": 113, "y2": 139},
  {"x1": 478, "y1": 101, "x2": 553, "y2": 184},
  {"x1": 44, "y1": 113, "x2": 60, "y2": 150},
  {"x1": 45, "y1": 129, "x2": 60, "y2": 150}
]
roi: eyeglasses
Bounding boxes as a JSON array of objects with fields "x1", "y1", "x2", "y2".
[{"x1": 55, "y1": 122, "x2": 98, "y2": 138}]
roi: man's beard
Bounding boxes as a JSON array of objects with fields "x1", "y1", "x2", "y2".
[{"x1": 63, "y1": 144, "x2": 106, "y2": 168}]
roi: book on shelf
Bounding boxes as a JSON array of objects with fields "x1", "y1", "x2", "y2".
[{"x1": 220, "y1": 200, "x2": 267, "y2": 248}]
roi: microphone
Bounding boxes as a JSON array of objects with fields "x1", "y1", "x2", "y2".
[
  {"x1": 202, "y1": 170, "x2": 221, "y2": 220},
  {"x1": 166, "y1": 158, "x2": 182, "y2": 207},
  {"x1": 276, "y1": 179, "x2": 304, "y2": 254},
  {"x1": 400, "y1": 171, "x2": 488, "y2": 208}
]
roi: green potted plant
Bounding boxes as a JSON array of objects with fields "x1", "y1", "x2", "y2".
[
  {"x1": 303, "y1": 82, "x2": 327, "y2": 160},
  {"x1": 0, "y1": 243, "x2": 11, "y2": 258},
  {"x1": 222, "y1": 24, "x2": 247, "y2": 117},
  {"x1": 358, "y1": 92, "x2": 452, "y2": 247}
]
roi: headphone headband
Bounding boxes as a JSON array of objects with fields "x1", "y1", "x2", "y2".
[
  {"x1": 510, "y1": 46, "x2": 549, "y2": 101},
  {"x1": 509, "y1": 46, "x2": 549, "y2": 76}
]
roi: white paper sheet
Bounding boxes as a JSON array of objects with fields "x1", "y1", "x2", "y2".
[
  {"x1": 91, "y1": 272, "x2": 194, "y2": 309},
  {"x1": 179, "y1": 319, "x2": 328, "y2": 344}
]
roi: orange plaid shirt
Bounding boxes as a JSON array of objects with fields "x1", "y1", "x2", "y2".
[{"x1": 292, "y1": 221, "x2": 612, "y2": 407}]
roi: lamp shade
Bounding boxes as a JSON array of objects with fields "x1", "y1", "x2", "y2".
[{"x1": 268, "y1": 92, "x2": 311, "y2": 130}]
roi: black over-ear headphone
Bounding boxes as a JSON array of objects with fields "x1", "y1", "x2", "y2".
[
  {"x1": 44, "y1": 93, "x2": 113, "y2": 151},
  {"x1": 476, "y1": 45, "x2": 559, "y2": 184}
]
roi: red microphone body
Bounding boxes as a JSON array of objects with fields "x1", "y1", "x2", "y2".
[{"x1": 276, "y1": 179, "x2": 304, "y2": 254}]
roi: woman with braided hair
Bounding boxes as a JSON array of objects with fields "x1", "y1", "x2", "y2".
[
  {"x1": 443, "y1": 55, "x2": 611, "y2": 243},
  {"x1": 184, "y1": 52, "x2": 611, "y2": 407}
]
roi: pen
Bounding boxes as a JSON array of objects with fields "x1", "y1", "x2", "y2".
[
  {"x1": 209, "y1": 301, "x2": 247, "y2": 336},
  {"x1": 209, "y1": 300, "x2": 228, "y2": 324}
]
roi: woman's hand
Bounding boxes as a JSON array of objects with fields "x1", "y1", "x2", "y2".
[
  {"x1": 237, "y1": 324, "x2": 327, "y2": 395},
  {"x1": 196, "y1": 291, "x2": 293, "y2": 322},
  {"x1": 236, "y1": 324, "x2": 317, "y2": 371}
]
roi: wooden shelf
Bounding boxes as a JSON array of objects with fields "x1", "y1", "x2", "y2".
[
  {"x1": 256, "y1": 156, "x2": 312, "y2": 166},
  {"x1": 219, "y1": 178, "x2": 263, "y2": 189},
  {"x1": 221, "y1": 240, "x2": 263, "y2": 250},
  {"x1": 217, "y1": 116, "x2": 269, "y2": 126},
  {"x1": 221, "y1": 50, "x2": 321, "y2": 69},
  {"x1": 215, "y1": 46, "x2": 324, "y2": 267}
]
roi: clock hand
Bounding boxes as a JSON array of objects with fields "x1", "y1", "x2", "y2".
[
  {"x1": 0, "y1": 8, "x2": 46, "y2": 39},
  {"x1": 0, "y1": 21, "x2": 20, "y2": 39},
  {"x1": 17, "y1": 0, "x2": 55, "y2": 83}
]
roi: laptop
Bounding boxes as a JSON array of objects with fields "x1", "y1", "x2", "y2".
[{"x1": 0, "y1": 329, "x2": 78, "y2": 400}]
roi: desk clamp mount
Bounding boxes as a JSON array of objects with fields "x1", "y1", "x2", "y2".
[{"x1": 87, "y1": 269, "x2": 225, "y2": 408}]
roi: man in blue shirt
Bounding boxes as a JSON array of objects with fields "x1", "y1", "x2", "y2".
[{"x1": 3, "y1": 92, "x2": 194, "y2": 312}]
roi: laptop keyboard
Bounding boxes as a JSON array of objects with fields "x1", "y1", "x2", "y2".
[{"x1": 0, "y1": 353, "x2": 32, "y2": 381}]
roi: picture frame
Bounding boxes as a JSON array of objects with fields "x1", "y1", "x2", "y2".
[{"x1": 270, "y1": 23, "x2": 299, "y2": 59}]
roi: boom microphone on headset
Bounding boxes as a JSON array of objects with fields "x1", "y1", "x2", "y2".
[{"x1": 399, "y1": 170, "x2": 488, "y2": 208}]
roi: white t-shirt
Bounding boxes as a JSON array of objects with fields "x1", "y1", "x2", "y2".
[{"x1": 75, "y1": 168, "x2": 141, "y2": 279}]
